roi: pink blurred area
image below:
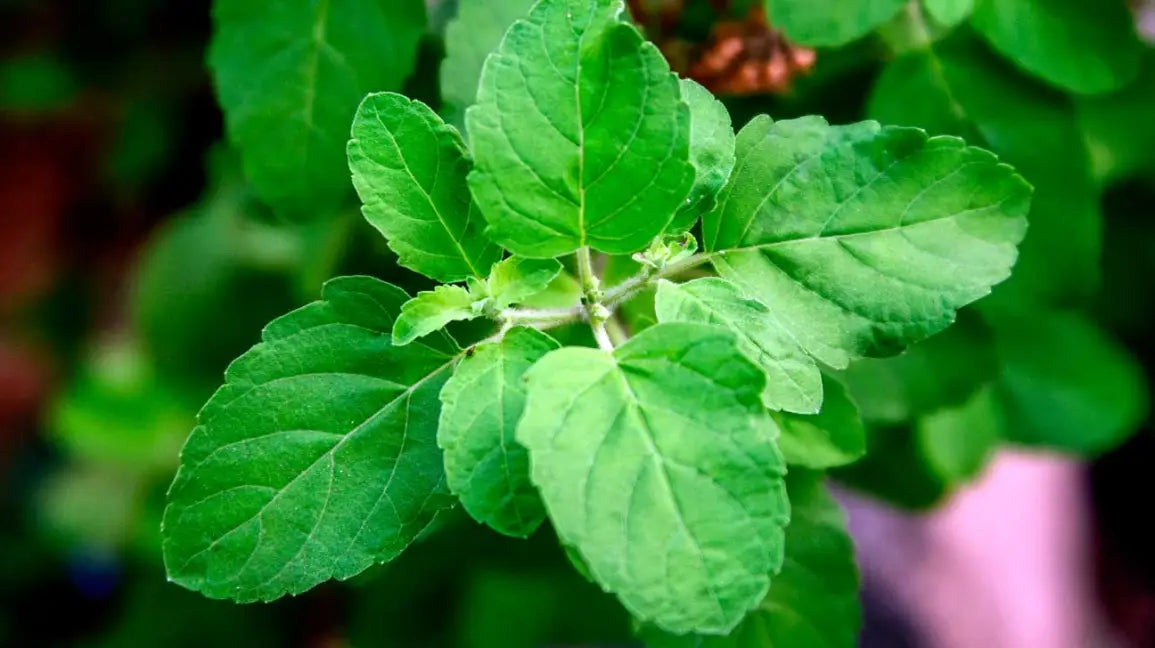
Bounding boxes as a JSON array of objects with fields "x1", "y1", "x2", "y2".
[{"x1": 845, "y1": 451, "x2": 1141, "y2": 648}]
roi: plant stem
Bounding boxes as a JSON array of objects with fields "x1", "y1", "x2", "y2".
[
  {"x1": 591, "y1": 320, "x2": 615, "y2": 351},
  {"x1": 575, "y1": 245, "x2": 600, "y2": 300},
  {"x1": 603, "y1": 251, "x2": 716, "y2": 310}
]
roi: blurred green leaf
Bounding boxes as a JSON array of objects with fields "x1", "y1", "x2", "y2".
[
  {"x1": 768, "y1": 0, "x2": 907, "y2": 47},
  {"x1": 133, "y1": 163, "x2": 299, "y2": 389},
  {"x1": 440, "y1": 0, "x2": 536, "y2": 129},
  {"x1": 0, "y1": 52, "x2": 78, "y2": 111},
  {"x1": 1078, "y1": 53, "x2": 1155, "y2": 185},
  {"x1": 922, "y1": 0, "x2": 973, "y2": 27},
  {"x1": 209, "y1": 0, "x2": 427, "y2": 218},
  {"x1": 971, "y1": 0, "x2": 1142, "y2": 95},
  {"x1": 48, "y1": 340, "x2": 191, "y2": 470},
  {"x1": 835, "y1": 424, "x2": 950, "y2": 510},
  {"x1": 916, "y1": 385, "x2": 1001, "y2": 483},
  {"x1": 838, "y1": 311, "x2": 997, "y2": 424},
  {"x1": 994, "y1": 310, "x2": 1149, "y2": 456}
]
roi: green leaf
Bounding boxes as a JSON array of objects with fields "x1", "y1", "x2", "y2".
[
  {"x1": 837, "y1": 311, "x2": 997, "y2": 424},
  {"x1": 517, "y1": 323, "x2": 789, "y2": 635},
  {"x1": 486, "y1": 257, "x2": 564, "y2": 309},
  {"x1": 1078, "y1": 52, "x2": 1155, "y2": 185},
  {"x1": 440, "y1": 0, "x2": 537, "y2": 129},
  {"x1": 994, "y1": 311, "x2": 1149, "y2": 456},
  {"x1": 834, "y1": 425, "x2": 950, "y2": 510},
  {"x1": 668, "y1": 79, "x2": 737, "y2": 233},
  {"x1": 705, "y1": 115, "x2": 1029, "y2": 368},
  {"x1": 921, "y1": 0, "x2": 973, "y2": 27},
  {"x1": 916, "y1": 385, "x2": 1000, "y2": 483},
  {"x1": 392, "y1": 285, "x2": 478, "y2": 346},
  {"x1": 210, "y1": 0, "x2": 426, "y2": 217},
  {"x1": 922, "y1": 0, "x2": 973, "y2": 27},
  {"x1": 772, "y1": 375, "x2": 866, "y2": 469},
  {"x1": 437, "y1": 327, "x2": 558, "y2": 537},
  {"x1": 971, "y1": 0, "x2": 1142, "y2": 95},
  {"x1": 162, "y1": 276, "x2": 460, "y2": 601},
  {"x1": 349, "y1": 92, "x2": 501, "y2": 282},
  {"x1": 642, "y1": 472, "x2": 861, "y2": 648},
  {"x1": 466, "y1": 0, "x2": 695, "y2": 258},
  {"x1": 654, "y1": 278, "x2": 822, "y2": 414},
  {"x1": 49, "y1": 341, "x2": 190, "y2": 471},
  {"x1": 868, "y1": 34, "x2": 1101, "y2": 305},
  {"x1": 769, "y1": 0, "x2": 907, "y2": 47}
]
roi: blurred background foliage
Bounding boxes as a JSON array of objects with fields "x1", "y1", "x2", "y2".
[{"x1": 2, "y1": 0, "x2": 1155, "y2": 646}]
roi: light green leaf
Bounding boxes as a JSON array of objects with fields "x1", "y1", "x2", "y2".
[
  {"x1": 517, "y1": 323, "x2": 789, "y2": 635},
  {"x1": 922, "y1": 0, "x2": 973, "y2": 26},
  {"x1": 837, "y1": 311, "x2": 997, "y2": 424},
  {"x1": 654, "y1": 278, "x2": 822, "y2": 414},
  {"x1": 466, "y1": 0, "x2": 694, "y2": 258},
  {"x1": 162, "y1": 276, "x2": 460, "y2": 601},
  {"x1": 210, "y1": 0, "x2": 426, "y2": 217},
  {"x1": 705, "y1": 115, "x2": 1029, "y2": 368},
  {"x1": 971, "y1": 0, "x2": 1142, "y2": 95},
  {"x1": 486, "y1": 257, "x2": 564, "y2": 309},
  {"x1": 994, "y1": 311, "x2": 1148, "y2": 456},
  {"x1": 349, "y1": 92, "x2": 501, "y2": 282},
  {"x1": 868, "y1": 34, "x2": 1101, "y2": 305},
  {"x1": 643, "y1": 471, "x2": 861, "y2": 648},
  {"x1": 917, "y1": 385, "x2": 1000, "y2": 483},
  {"x1": 769, "y1": 0, "x2": 907, "y2": 47},
  {"x1": 438, "y1": 327, "x2": 559, "y2": 537},
  {"x1": 392, "y1": 285, "x2": 478, "y2": 346},
  {"x1": 440, "y1": 0, "x2": 537, "y2": 129},
  {"x1": 772, "y1": 375, "x2": 866, "y2": 469},
  {"x1": 668, "y1": 79, "x2": 737, "y2": 233}
]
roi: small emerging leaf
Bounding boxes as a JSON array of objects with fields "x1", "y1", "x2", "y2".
[
  {"x1": 437, "y1": 327, "x2": 559, "y2": 537},
  {"x1": 487, "y1": 257, "x2": 564, "y2": 310},
  {"x1": 162, "y1": 276, "x2": 459, "y2": 602},
  {"x1": 518, "y1": 323, "x2": 789, "y2": 635},
  {"x1": 393, "y1": 285, "x2": 478, "y2": 346},
  {"x1": 349, "y1": 92, "x2": 501, "y2": 282}
]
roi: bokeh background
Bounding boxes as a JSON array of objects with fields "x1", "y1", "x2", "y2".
[{"x1": 2, "y1": 0, "x2": 1155, "y2": 646}]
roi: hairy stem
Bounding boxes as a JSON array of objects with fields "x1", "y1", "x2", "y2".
[{"x1": 603, "y1": 251, "x2": 717, "y2": 310}]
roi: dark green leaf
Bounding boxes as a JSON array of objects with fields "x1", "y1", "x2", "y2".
[
  {"x1": 211, "y1": 0, "x2": 426, "y2": 217},
  {"x1": 163, "y1": 276, "x2": 460, "y2": 601}
]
